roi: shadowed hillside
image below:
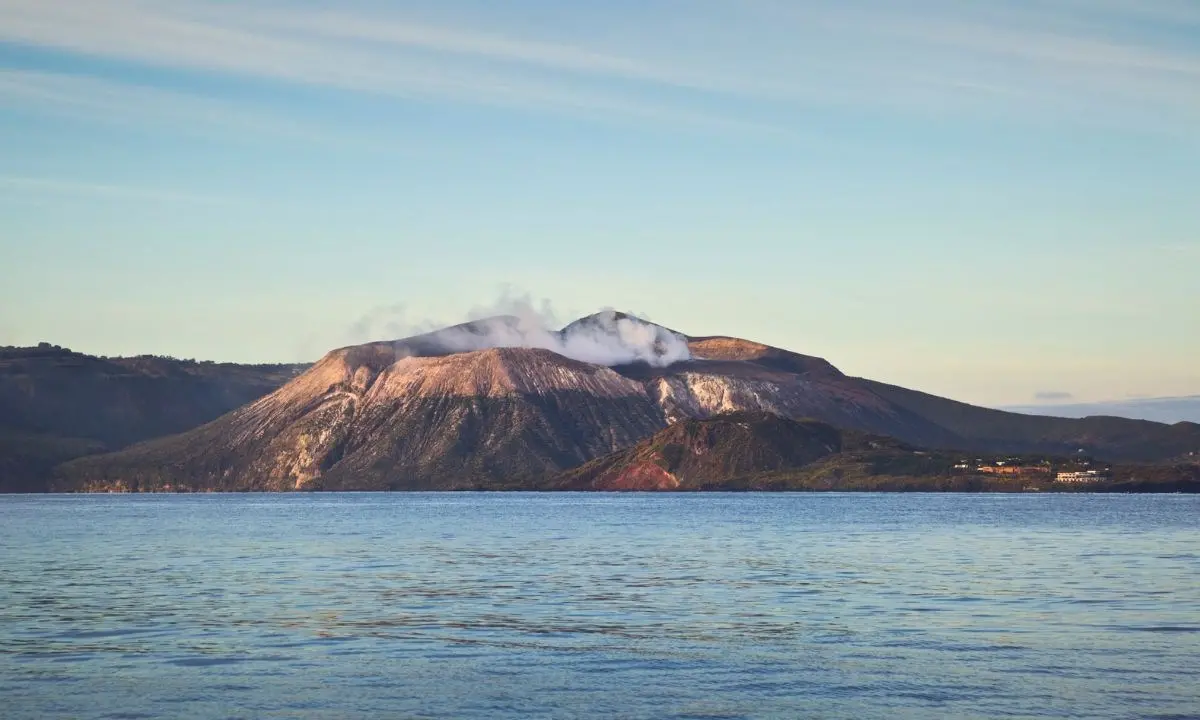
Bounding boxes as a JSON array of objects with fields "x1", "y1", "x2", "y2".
[
  {"x1": 0, "y1": 344, "x2": 306, "y2": 490},
  {"x1": 553, "y1": 412, "x2": 845, "y2": 490},
  {"x1": 552, "y1": 412, "x2": 1200, "y2": 493},
  {"x1": 859, "y1": 379, "x2": 1200, "y2": 462}
]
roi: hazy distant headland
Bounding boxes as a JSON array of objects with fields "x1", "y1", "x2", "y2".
[{"x1": 1004, "y1": 396, "x2": 1200, "y2": 425}]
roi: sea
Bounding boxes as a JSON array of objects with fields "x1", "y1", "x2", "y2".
[{"x1": 2, "y1": 493, "x2": 1198, "y2": 719}]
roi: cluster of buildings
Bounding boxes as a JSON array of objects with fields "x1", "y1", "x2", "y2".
[
  {"x1": 975, "y1": 464, "x2": 1047, "y2": 476},
  {"x1": 953, "y1": 459, "x2": 1112, "y2": 484},
  {"x1": 953, "y1": 460, "x2": 1049, "y2": 476},
  {"x1": 1053, "y1": 469, "x2": 1111, "y2": 484}
]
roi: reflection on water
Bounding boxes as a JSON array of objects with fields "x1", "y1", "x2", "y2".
[{"x1": 2, "y1": 493, "x2": 1198, "y2": 718}]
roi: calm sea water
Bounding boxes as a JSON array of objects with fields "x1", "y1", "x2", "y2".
[{"x1": 2, "y1": 493, "x2": 1198, "y2": 719}]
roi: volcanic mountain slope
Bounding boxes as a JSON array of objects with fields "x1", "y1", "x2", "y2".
[
  {"x1": 50, "y1": 311, "x2": 1200, "y2": 492},
  {"x1": 626, "y1": 336, "x2": 956, "y2": 448},
  {"x1": 54, "y1": 343, "x2": 667, "y2": 492},
  {"x1": 0, "y1": 345, "x2": 306, "y2": 491},
  {"x1": 53, "y1": 313, "x2": 963, "y2": 492}
]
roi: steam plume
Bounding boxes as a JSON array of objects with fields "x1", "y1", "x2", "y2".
[
  {"x1": 353, "y1": 292, "x2": 691, "y2": 367},
  {"x1": 433, "y1": 310, "x2": 690, "y2": 367}
]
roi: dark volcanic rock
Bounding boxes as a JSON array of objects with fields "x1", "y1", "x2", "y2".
[
  {"x1": 554, "y1": 412, "x2": 845, "y2": 491},
  {"x1": 0, "y1": 346, "x2": 305, "y2": 448}
]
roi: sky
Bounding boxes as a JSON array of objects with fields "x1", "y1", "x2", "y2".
[{"x1": 1, "y1": 0, "x2": 1198, "y2": 409}]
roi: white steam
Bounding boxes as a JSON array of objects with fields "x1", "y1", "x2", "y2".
[
  {"x1": 355, "y1": 292, "x2": 692, "y2": 367},
  {"x1": 560, "y1": 313, "x2": 692, "y2": 367},
  {"x1": 431, "y1": 310, "x2": 691, "y2": 367}
]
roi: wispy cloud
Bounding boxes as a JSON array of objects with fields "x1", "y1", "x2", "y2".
[
  {"x1": 739, "y1": 1, "x2": 1200, "y2": 124},
  {"x1": 0, "y1": 68, "x2": 450, "y2": 153},
  {"x1": 260, "y1": 10, "x2": 683, "y2": 88},
  {"x1": 0, "y1": 175, "x2": 233, "y2": 205},
  {"x1": 0, "y1": 0, "x2": 1197, "y2": 134},
  {"x1": 0, "y1": 69, "x2": 303, "y2": 136},
  {"x1": 0, "y1": 0, "x2": 750, "y2": 132},
  {"x1": 1061, "y1": 0, "x2": 1200, "y2": 26}
]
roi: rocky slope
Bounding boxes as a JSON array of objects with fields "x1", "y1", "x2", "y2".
[
  {"x1": 553, "y1": 412, "x2": 846, "y2": 490},
  {"x1": 54, "y1": 344, "x2": 666, "y2": 492},
  {"x1": 620, "y1": 336, "x2": 956, "y2": 448},
  {"x1": 39, "y1": 312, "x2": 1200, "y2": 492}
]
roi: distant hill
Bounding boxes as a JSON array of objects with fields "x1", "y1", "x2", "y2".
[
  {"x1": 1003, "y1": 396, "x2": 1200, "y2": 425},
  {"x1": 858, "y1": 379, "x2": 1200, "y2": 463},
  {"x1": 0, "y1": 344, "x2": 306, "y2": 490}
]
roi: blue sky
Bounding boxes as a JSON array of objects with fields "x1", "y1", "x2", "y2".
[{"x1": 1, "y1": 0, "x2": 1198, "y2": 408}]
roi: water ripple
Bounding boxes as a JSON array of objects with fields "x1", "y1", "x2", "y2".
[{"x1": 2, "y1": 492, "x2": 1198, "y2": 719}]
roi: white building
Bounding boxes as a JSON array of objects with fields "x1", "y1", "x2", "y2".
[{"x1": 1056, "y1": 470, "x2": 1109, "y2": 483}]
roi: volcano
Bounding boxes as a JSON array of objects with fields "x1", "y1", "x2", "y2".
[{"x1": 51, "y1": 311, "x2": 1200, "y2": 492}]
